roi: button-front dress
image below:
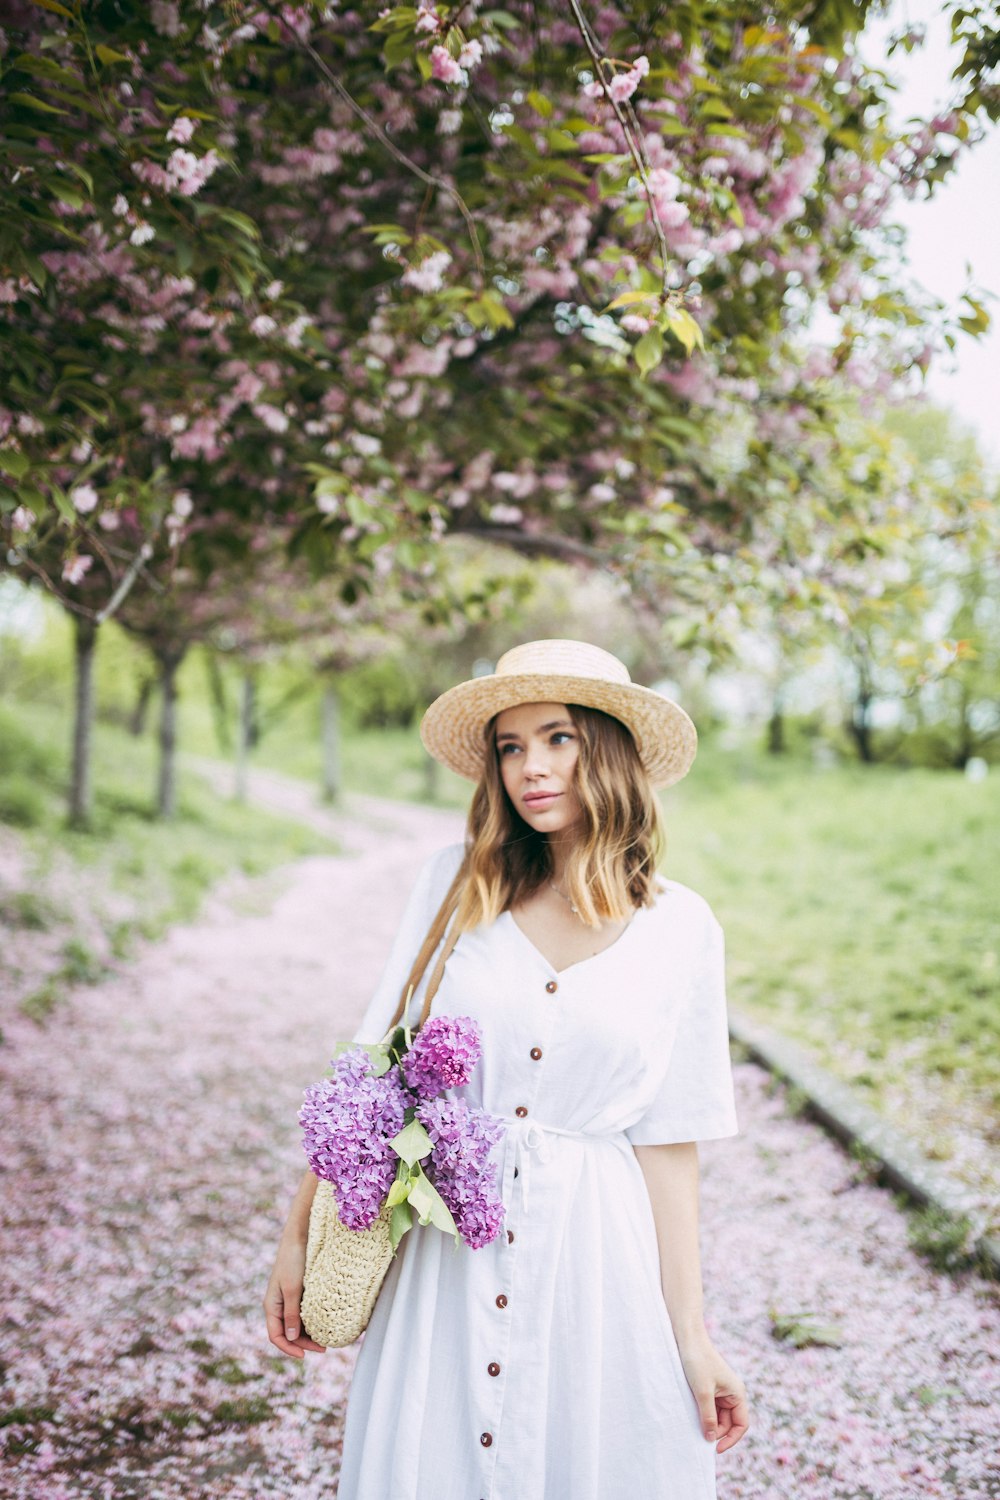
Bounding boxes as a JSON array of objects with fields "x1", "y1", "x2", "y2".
[{"x1": 336, "y1": 841, "x2": 740, "y2": 1500}]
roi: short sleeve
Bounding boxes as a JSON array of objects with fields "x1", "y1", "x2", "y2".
[
  {"x1": 348, "y1": 841, "x2": 466, "y2": 1044},
  {"x1": 625, "y1": 910, "x2": 739, "y2": 1146}
]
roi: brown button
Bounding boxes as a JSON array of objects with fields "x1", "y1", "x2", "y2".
[
  {"x1": 545, "y1": 980, "x2": 558, "y2": 993},
  {"x1": 495, "y1": 1293, "x2": 508, "y2": 1308},
  {"x1": 530, "y1": 1047, "x2": 543, "y2": 1060},
  {"x1": 507, "y1": 1230, "x2": 515, "y2": 1244},
  {"x1": 515, "y1": 1105, "x2": 528, "y2": 1118},
  {"x1": 488, "y1": 1362, "x2": 501, "y2": 1377},
  {"x1": 480, "y1": 1432, "x2": 493, "y2": 1447}
]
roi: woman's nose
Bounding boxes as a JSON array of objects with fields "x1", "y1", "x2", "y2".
[{"x1": 522, "y1": 741, "x2": 551, "y2": 777}]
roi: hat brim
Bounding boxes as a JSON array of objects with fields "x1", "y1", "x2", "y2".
[{"x1": 419, "y1": 672, "x2": 697, "y2": 790}]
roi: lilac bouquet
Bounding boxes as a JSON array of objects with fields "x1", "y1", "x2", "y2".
[{"x1": 299, "y1": 1015, "x2": 507, "y2": 1251}]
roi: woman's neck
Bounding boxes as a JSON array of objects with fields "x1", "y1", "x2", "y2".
[{"x1": 546, "y1": 834, "x2": 578, "y2": 886}]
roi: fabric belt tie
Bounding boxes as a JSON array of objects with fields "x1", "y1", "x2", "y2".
[{"x1": 500, "y1": 1115, "x2": 629, "y2": 1228}]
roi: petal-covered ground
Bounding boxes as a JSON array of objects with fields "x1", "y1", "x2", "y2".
[{"x1": 1, "y1": 785, "x2": 997, "y2": 1499}]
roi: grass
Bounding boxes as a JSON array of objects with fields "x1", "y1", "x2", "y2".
[
  {"x1": 659, "y1": 747, "x2": 1000, "y2": 1119},
  {"x1": 0, "y1": 696, "x2": 336, "y2": 1018}
]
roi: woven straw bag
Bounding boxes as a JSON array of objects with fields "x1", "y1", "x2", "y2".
[{"x1": 300, "y1": 858, "x2": 466, "y2": 1348}]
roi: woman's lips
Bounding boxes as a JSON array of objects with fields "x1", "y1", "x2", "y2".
[{"x1": 523, "y1": 792, "x2": 561, "y2": 808}]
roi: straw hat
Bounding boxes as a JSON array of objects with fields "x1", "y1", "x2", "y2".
[{"x1": 419, "y1": 639, "x2": 697, "y2": 789}]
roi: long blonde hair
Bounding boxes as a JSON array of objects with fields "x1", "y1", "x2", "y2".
[
  {"x1": 393, "y1": 703, "x2": 666, "y2": 1025},
  {"x1": 461, "y1": 702, "x2": 665, "y2": 926}
]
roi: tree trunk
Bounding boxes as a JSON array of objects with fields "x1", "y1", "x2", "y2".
[
  {"x1": 321, "y1": 680, "x2": 341, "y2": 804},
  {"x1": 129, "y1": 674, "x2": 154, "y2": 737},
  {"x1": 766, "y1": 683, "x2": 786, "y2": 756},
  {"x1": 849, "y1": 696, "x2": 875, "y2": 763},
  {"x1": 155, "y1": 648, "x2": 186, "y2": 819},
  {"x1": 204, "y1": 650, "x2": 232, "y2": 754},
  {"x1": 235, "y1": 671, "x2": 254, "y2": 803},
  {"x1": 69, "y1": 614, "x2": 98, "y2": 827}
]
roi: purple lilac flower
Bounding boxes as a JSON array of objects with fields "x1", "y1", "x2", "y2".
[
  {"x1": 298, "y1": 1046, "x2": 408, "y2": 1230},
  {"x1": 401, "y1": 1014, "x2": 483, "y2": 1101},
  {"x1": 417, "y1": 1096, "x2": 507, "y2": 1249}
]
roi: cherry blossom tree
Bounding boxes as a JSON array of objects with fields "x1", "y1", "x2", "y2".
[{"x1": 3, "y1": 0, "x2": 997, "y2": 625}]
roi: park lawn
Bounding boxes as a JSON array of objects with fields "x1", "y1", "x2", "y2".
[
  {"x1": 660, "y1": 747, "x2": 999, "y2": 1189},
  {"x1": 0, "y1": 697, "x2": 335, "y2": 1020}
]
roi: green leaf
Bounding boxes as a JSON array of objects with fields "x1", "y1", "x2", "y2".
[
  {"x1": 10, "y1": 53, "x2": 82, "y2": 89},
  {"x1": 407, "y1": 1164, "x2": 460, "y2": 1236},
  {"x1": 0, "y1": 450, "x2": 30, "y2": 480},
  {"x1": 633, "y1": 328, "x2": 664, "y2": 377},
  {"x1": 389, "y1": 1118, "x2": 434, "y2": 1168},
  {"x1": 389, "y1": 1199, "x2": 413, "y2": 1249},
  {"x1": 664, "y1": 307, "x2": 705, "y2": 355},
  {"x1": 770, "y1": 1310, "x2": 843, "y2": 1349},
  {"x1": 604, "y1": 289, "x2": 658, "y2": 313},
  {"x1": 386, "y1": 1177, "x2": 411, "y2": 1208},
  {"x1": 26, "y1": 0, "x2": 75, "y2": 16},
  {"x1": 526, "y1": 89, "x2": 553, "y2": 119},
  {"x1": 95, "y1": 44, "x2": 129, "y2": 65},
  {"x1": 201, "y1": 205, "x2": 261, "y2": 240},
  {"x1": 7, "y1": 91, "x2": 68, "y2": 116}
]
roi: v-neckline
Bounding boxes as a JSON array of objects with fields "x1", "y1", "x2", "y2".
[{"x1": 503, "y1": 905, "x2": 644, "y2": 977}]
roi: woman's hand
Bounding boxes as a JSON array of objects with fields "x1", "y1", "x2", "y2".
[
  {"x1": 263, "y1": 1233, "x2": 328, "y2": 1361},
  {"x1": 677, "y1": 1334, "x2": 749, "y2": 1454}
]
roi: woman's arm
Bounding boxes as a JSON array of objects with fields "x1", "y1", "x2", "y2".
[
  {"x1": 634, "y1": 1141, "x2": 750, "y2": 1454},
  {"x1": 263, "y1": 1169, "x2": 328, "y2": 1360}
]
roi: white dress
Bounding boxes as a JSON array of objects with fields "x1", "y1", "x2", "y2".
[{"x1": 336, "y1": 841, "x2": 740, "y2": 1500}]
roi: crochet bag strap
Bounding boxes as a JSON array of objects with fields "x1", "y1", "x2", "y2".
[{"x1": 385, "y1": 856, "x2": 468, "y2": 1035}]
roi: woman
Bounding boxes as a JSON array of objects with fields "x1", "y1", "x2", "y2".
[{"x1": 264, "y1": 638, "x2": 750, "y2": 1499}]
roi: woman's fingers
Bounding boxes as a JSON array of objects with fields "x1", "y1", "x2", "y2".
[
  {"x1": 281, "y1": 1282, "x2": 302, "y2": 1344},
  {"x1": 714, "y1": 1390, "x2": 750, "y2": 1452},
  {"x1": 263, "y1": 1278, "x2": 326, "y2": 1359}
]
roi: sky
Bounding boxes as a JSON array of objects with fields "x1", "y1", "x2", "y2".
[{"x1": 860, "y1": 0, "x2": 1000, "y2": 469}]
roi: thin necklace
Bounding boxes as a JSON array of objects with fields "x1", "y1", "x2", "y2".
[{"x1": 550, "y1": 879, "x2": 582, "y2": 918}]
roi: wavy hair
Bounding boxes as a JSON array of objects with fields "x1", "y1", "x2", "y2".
[{"x1": 456, "y1": 702, "x2": 665, "y2": 929}]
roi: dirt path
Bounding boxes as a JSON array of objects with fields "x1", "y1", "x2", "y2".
[{"x1": 1, "y1": 777, "x2": 997, "y2": 1499}]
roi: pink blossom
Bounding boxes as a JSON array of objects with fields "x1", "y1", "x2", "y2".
[
  {"x1": 150, "y1": 0, "x2": 181, "y2": 37},
  {"x1": 458, "y1": 39, "x2": 483, "y2": 71},
  {"x1": 252, "y1": 402, "x2": 290, "y2": 434},
  {"x1": 621, "y1": 313, "x2": 651, "y2": 334},
  {"x1": 608, "y1": 71, "x2": 640, "y2": 103},
  {"x1": 61, "y1": 553, "x2": 93, "y2": 585},
  {"x1": 11, "y1": 504, "x2": 34, "y2": 532},
  {"x1": 415, "y1": 5, "x2": 440, "y2": 35},
  {"x1": 166, "y1": 115, "x2": 197, "y2": 144},
  {"x1": 71, "y1": 483, "x2": 99, "y2": 514},
  {"x1": 401, "y1": 250, "x2": 452, "y2": 293},
  {"x1": 431, "y1": 46, "x2": 466, "y2": 86}
]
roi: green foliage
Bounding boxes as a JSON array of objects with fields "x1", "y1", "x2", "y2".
[
  {"x1": 211, "y1": 1396, "x2": 275, "y2": 1426},
  {"x1": 0, "y1": 772, "x2": 49, "y2": 828},
  {"x1": 0, "y1": 889, "x2": 62, "y2": 930},
  {"x1": 905, "y1": 1204, "x2": 977, "y2": 1274},
  {"x1": 0, "y1": 695, "x2": 336, "y2": 1015},
  {"x1": 769, "y1": 1308, "x2": 844, "y2": 1349}
]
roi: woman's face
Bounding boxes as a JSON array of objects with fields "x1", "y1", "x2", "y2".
[{"x1": 494, "y1": 701, "x2": 584, "y2": 836}]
